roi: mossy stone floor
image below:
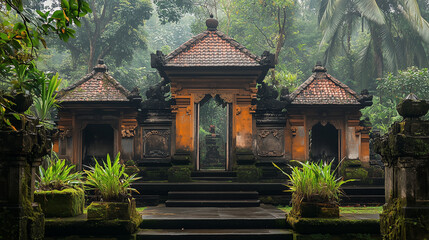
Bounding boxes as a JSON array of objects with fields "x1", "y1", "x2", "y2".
[{"x1": 43, "y1": 205, "x2": 382, "y2": 239}]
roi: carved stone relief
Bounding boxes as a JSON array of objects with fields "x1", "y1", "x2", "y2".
[
  {"x1": 59, "y1": 127, "x2": 72, "y2": 140},
  {"x1": 121, "y1": 125, "x2": 137, "y2": 138},
  {"x1": 143, "y1": 129, "x2": 171, "y2": 158},
  {"x1": 256, "y1": 129, "x2": 285, "y2": 157}
]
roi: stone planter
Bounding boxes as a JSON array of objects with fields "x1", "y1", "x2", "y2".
[
  {"x1": 87, "y1": 198, "x2": 138, "y2": 221},
  {"x1": 299, "y1": 202, "x2": 339, "y2": 218},
  {"x1": 34, "y1": 188, "x2": 85, "y2": 217}
]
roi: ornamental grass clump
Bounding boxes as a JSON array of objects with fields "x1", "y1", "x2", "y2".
[
  {"x1": 273, "y1": 160, "x2": 353, "y2": 204},
  {"x1": 37, "y1": 153, "x2": 83, "y2": 191},
  {"x1": 84, "y1": 152, "x2": 140, "y2": 202}
]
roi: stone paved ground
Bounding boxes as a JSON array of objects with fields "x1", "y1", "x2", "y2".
[{"x1": 141, "y1": 204, "x2": 286, "y2": 220}]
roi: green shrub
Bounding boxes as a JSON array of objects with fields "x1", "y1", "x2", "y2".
[
  {"x1": 36, "y1": 153, "x2": 82, "y2": 191},
  {"x1": 84, "y1": 152, "x2": 140, "y2": 202},
  {"x1": 273, "y1": 160, "x2": 353, "y2": 204}
]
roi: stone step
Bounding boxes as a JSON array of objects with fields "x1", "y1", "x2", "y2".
[
  {"x1": 192, "y1": 171, "x2": 237, "y2": 177},
  {"x1": 165, "y1": 199, "x2": 261, "y2": 207},
  {"x1": 168, "y1": 191, "x2": 259, "y2": 200},
  {"x1": 141, "y1": 217, "x2": 286, "y2": 229},
  {"x1": 191, "y1": 177, "x2": 237, "y2": 181},
  {"x1": 136, "y1": 229, "x2": 293, "y2": 240},
  {"x1": 341, "y1": 194, "x2": 385, "y2": 204},
  {"x1": 342, "y1": 186, "x2": 385, "y2": 195}
]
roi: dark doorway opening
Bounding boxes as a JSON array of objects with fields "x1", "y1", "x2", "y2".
[
  {"x1": 82, "y1": 124, "x2": 114, "y2": 167},
  {"x1": 309, "y1": 122, "x2": 339, "y2": 166}
]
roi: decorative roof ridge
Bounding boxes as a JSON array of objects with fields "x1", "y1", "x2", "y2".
[
  {"x1": 165, "y1": 32, "x2": 209, "y2": 61},
  {"x1": 215, "y1": 30, "x2": 260, "y2": 62},
  {"x1": 164, "y1": 30, "x2": 261, "y2": 64},
  {"x1": 288, "y1": 73, "x2": 316, "y2": 101},
  {"x1": 325, "y1": 73, "x2": 358, "y2": 98},
  {"x1": 103, "y1": 73, "x2": 132, "y2": 97},
  {"x1": 57, "y1": 71, "x2": 96, "y2": 99}
]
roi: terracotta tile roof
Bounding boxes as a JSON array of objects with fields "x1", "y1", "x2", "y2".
[
  {"x1": 164, "y1": 30, "x2": 262, "y2": 67},
  {"x1": 58, "y1": 61, "x2": 131, "y2": 102},
  {"x1": 289, "y1": 65, "x2": 360, "y2": 105}
]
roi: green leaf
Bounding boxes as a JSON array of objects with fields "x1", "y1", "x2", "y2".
[
  {"x1": 52, "y1": 10, "x2": 65, "y2": 19},
  {"x1": 13, "y1": 22, "x2": 26, "y2": 32}
]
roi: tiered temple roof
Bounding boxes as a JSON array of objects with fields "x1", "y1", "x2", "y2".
[
  {"x1": 58, "y1": 60, "x2": 131, "y2": 102},
  {"x1": 289, "y1": 64, "x2": 361, "y2": 105}
]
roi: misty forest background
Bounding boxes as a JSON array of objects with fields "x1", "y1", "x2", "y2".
[{"x1": 2, "y1": 0, "x2": 429, "y2": 134}]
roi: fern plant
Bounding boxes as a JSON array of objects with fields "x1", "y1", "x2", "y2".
[
  {"x1": 37, "y1": 153, "x2": 83, "y2": 191},
  {"x1": 84, "y1": 152, "x2": 140, "y2": 202},
  {"x1": 273, "y1": 160, "x2": 353, "y2": 204}
]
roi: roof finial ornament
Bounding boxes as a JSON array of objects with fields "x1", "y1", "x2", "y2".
[
  {"x1": 94, "y1": 59, "x2": 108, "y2": 72},
  {"x1": 312, "y1": 61, "x2": 327, "y2": 73},
  {"x1": 206, "y1": 13, "x2": 218, "y2": 31}
]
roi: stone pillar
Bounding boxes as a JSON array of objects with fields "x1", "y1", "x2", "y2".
[
  {"x1": 375, "y1": 93, "x2": 429, "y2": 240},
  {"x1": 0, "y1": 114, "x2": 51, "y2": 240}
]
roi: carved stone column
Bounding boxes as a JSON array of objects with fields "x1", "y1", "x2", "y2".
[
  {"x1": 249, "y1": 83, "x2": 288, "y2": 181},
  {"x1": 139, "y1": 80, "x2": 175, "y2": 181},
  {"x1": 0, "y1": 114, "x2": 51, "y2": 239},
  {"x1": 375, "y1": 93, "x2": 429, "y2": 240}
]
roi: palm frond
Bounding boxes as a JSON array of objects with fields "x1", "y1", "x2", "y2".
[{"x1": 354, "y1": 0, "x2": 385, "y2": 25}]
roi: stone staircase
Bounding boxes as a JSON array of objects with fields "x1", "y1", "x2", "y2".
[
  {"x1": 132, "y1": 181, "x2": 385, "y2": 207},
  {"x1": 165, "y1": 190, "x2": 260, "y2": 207},
  {"x1": 137, "y1": 205, "x2": 293, "y2": 240}
]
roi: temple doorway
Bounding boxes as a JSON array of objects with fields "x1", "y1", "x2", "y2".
[
  {"x1": 82, "y1": 124, "x2": 114, "y2": 167},
  {"x1": 196, "y1": 96, "x2": 230, "y2": 170},
  {"x1": 309, "y1": 122, "x2": 339, "y2": 167}
]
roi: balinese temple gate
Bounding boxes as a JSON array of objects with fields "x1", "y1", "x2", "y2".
[{"x1": 55, "y1": 16, "x2": 375, "y2": 182}]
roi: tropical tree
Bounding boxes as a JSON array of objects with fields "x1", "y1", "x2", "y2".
[
  {"x1": 0, "y1": 0, "x2": 90, "y2": 129},
  {"x1": 51, "y1": 0, "x2": 152, "y2": 73},
  {"x1": 361, "y1": 67, "x2": 429, "y2": 134},
  {"x1": 318, "y1": 0, "x2": 429, "y2": 90}
]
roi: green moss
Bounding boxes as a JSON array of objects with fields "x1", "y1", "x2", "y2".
[
  {"x1": 84, "y1": 199, "x2": 140, "y2": 234},
  {"x1": 124, "y1": 165, "x2": 140, "y2": 176},
  {"x1": 236, "y1": 165, "x2": 261, "y2": 182},
  {"x1": 378, "y1": 198, "x2": 429, "y2": 240},
  {"x1": 343, "y1": 168, "x2": 368, "y2": 180},
  {"x1": 1, "y1": 164, "x2": 45, "y2": 240},
  {"x1": 140, "y1": 167, "x2": 169, "y2": 180},
  {"x1": 259, "y1": 196, "x2": 290, "y2": 206},
  {"x1": 34, "y1": 188, "x2": 84, "y2": 217},
  {"x1": 287, "y1": 215, "x2": 380, "y2": 234},
  {"x1": 168, "y1": 166, "x2": 191, "y2": 182}
]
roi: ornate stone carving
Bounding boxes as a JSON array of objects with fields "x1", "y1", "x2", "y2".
[
  {"x1": 291, "y1": 127, "x2": 297, "y2": 136},
  {"x1": 194, "y1": 93, "x2": 206, "y2": 103},
  {"x1": 257, "y1": 129, "x2": 284, "y2": 157},
  {"x1": 143, "y1": 129, "x2": 171, "y2": 158},
  {"x1": 59, "y1": 127, "x2": 72, "y2": 139},
  {"x1": 193, "y1": 92, "x2": 234, "y2": 104},
  {"x1": 121, "y1": 125, "x2": 137, "y2": 138},
  {"x1": 219, "y1": 93, "x2": 233, "y2": 103}
]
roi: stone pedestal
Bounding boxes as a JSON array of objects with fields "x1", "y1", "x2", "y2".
[
  {"x1": 253, "y1": 109, "x2": 287, "y2": 179},
  {"x1": 375, "y1": 94, "x2": 429, "y2": 240},
  {"x1": 0, "y1": 115, "x2": 51, "y2": 240},
  {"x1": 139, "y1": 84, "x2": 174, "y2": 180}
]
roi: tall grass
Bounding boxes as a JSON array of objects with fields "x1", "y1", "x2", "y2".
[
  {"x1": 84, "y1": 153, "x2": 140, "y2": 202},
  {"x1": 37, "y1": 152, "x2": 83, "y2": 191},
  {"x1": 273, "y1": 160, "x2": 352, "y2": 204}
]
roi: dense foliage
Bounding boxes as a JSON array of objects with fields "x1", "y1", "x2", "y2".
[
  {"x1": 37, "y1": 153, "x2": 83, "y2": 191},
  {"x1": 361, "y1": 67, "x2": 429, "y2": 134},
  {"x1": 2, "y1": 0, "x2": 428, "y2": 133},
  {"x1": 84, "y1": 153, "x2": 140, "y2": 202},
  {"x1": 0, "y1": 0, "x2": 90, "y2": 130}
]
